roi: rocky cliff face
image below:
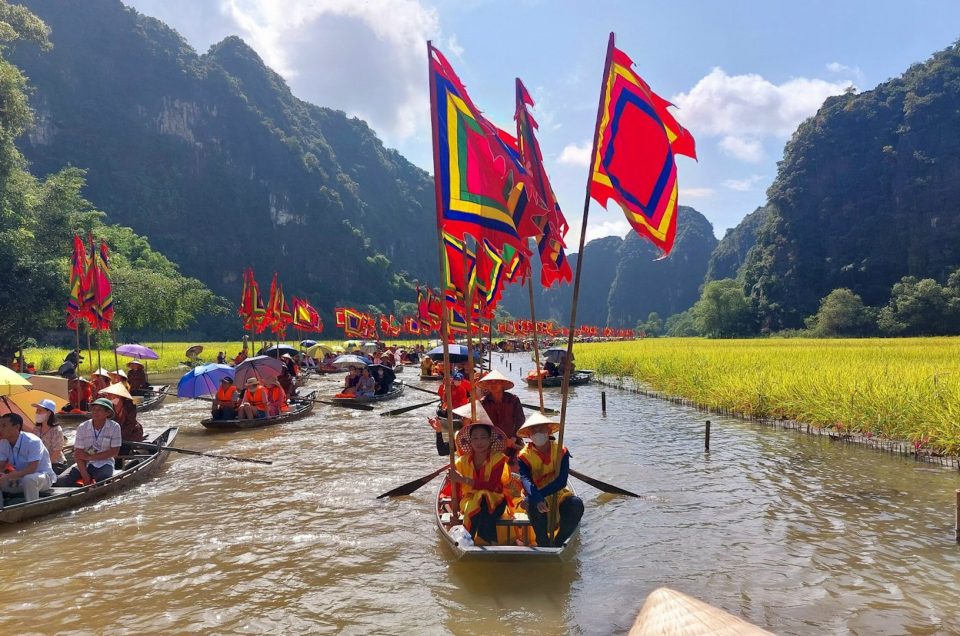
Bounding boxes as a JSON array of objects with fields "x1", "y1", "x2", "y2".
[
  {"x1": 500, "y1": 206, "x2": 718, "y2": 326},
  {"x1": 9, "y1": 0, "x2": 436, "y2": 313}
]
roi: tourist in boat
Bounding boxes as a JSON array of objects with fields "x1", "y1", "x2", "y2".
[
  {"x1": 216, "y1": 351, "x2": 226, "y2": 365},
  {"x1": 211, "y1": 376, "x2": 239, "y2": 420},
  {"x1": 356, "y1": 367, "x2": 376, "y2": 398},
  {"x1": 109, "y1": 369, "x2": 130, "y2": 391},
  {"x1": 65, "y1": 348, "x2": 83, "y2": 367},
  {"x1": 90, "y1": 369, "x2": 111, "y2": 396},
  {"x1": 277, "y1": 366, "x2": 295, "y2": 398},
  {"x1": 341, "y1": 366, "x2": 361, "y2": 395},
  {"x1": 100, "y1": 384, "x2": 145, "y2": 447},
  {"x1": 32, "y1": 399, "x2": 67, "y2": 473},
  {"x1": 477, "y1": 370, "x2": 525, "y2": 443},
  {"x1": 237, "y1": 377, "x2": 268, "y2": 420},
  {"x1": 438, "y1": 372, "x2": 469, "y2": 414},
  {"x1": 429, "y1": 400, "x2": 490, "y2": 456},
  {"x1": 55, "y1": 398, "x2": 122, "y2": 487},
  {"x1": 517, "y1": 412, "x2": 584, "y2": 548},
  {"x1": 65, "y1": 376, "x2": 91, "y2": 412},
  {"x1": 543, "y1": 360, "x2": 560, "y2": 377},
  {"x1": 264, "y1": 377, "x2": 289, "y2": 416},
  {"x1": 0, "y1": 413, "x2": 57, "y2": 505},
  {"x1": 233, "y1": 349, "x2": 248, "y2": 365},
  {"x1": 448, "y1": 422, "x2": 510, "y2": 545},
  {"x1": 420, "y1": 356, "x2": 435, "y2": 376},
  {"x1": 126, "y1": 360, "x2": 149, "y2": 395},
  {"x1": 373, "y1": 365, "x2": 396, "y2": 396}
]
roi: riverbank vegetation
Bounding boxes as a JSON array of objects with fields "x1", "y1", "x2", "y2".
[{"x1": 574, "y1": 337, "x2": 960, "y2": 455}]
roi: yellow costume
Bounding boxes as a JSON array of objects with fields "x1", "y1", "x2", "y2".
[{"x1": 454, "y1": 450, "x2": 509, "y2": 535}]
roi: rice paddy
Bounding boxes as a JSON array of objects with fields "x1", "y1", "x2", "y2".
[{"x1": 574, "y1": 337, "x2": 960, "y2": 455}]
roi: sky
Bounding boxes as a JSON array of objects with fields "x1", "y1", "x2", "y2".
[{"x1": 124, "y1": 0, "x2": 960, "y2": 248}]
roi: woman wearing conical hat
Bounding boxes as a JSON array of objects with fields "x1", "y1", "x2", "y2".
[
  {"x1": 477, "y1": 370, "x2": 525, "y2": 443},
  {"x1": 448, "y1": 420, "x2": 510, "y2": 546},
  {"x1": 517, "y1": 412, "x2": 584, "y2": 548}
]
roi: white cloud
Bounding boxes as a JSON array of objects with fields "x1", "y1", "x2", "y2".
[
  {"x1": 584, "y1": 219, "x2": 630, "y2": 243},
  {"x1": 129, "y1": 0, "x2": 442, "y2": 142},
  {"x1": 719, "y1": 135, "x2": 763, "y2": 162},
  {"x1": 445, "y1": 33, "x2": 464, "y2": 58},
  {"x1": 558, "y1": 141, "x2": 591, "y2": 166},
  {"x1": 679, "y1": 186, "x2": 715, "y2": 199},
  {"x1": 672, "y1": 67, "x2": 853, "y2": 139},
  {"x1": 722, "y1": 174, "x2": 765, "y2": 191}
]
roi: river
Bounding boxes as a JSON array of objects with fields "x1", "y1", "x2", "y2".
[{"x1": 2, "y1": 352, "x2": 959, "y2": 634}]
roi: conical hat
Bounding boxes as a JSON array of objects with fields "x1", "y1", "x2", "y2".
[
  {"x1": 517, "y1": 411, "x2": 560, "y2": 437},
  {"x1": 455, "y1": 422, "x2": 508, "y2": 455},
  {"x1": 475, "y1": 369, "x2": 514, "y2": 389},
  {"x1": 91, "y1": 368, "x2": 112, "y2": 378},
  {"x1": 451, "y1": 401, "x2": 493, "y2": 426},
  {"x1": 99, "y1": 382, "x2": 132, "y2": 400}
]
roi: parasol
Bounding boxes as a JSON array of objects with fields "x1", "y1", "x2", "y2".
[
  {"x1": 177, "y1": 363, "x2": 235, "y2": 398},
  {"x1": 234, "y1": 356, "x2": 284, "y2": 385},
  {"x1": 114, "y1": 344, "x2": 159, "y2": 360}
]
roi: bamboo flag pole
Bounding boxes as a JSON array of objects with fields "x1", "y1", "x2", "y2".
[
  {"x1": 549, "y1": 32, "x2": 616, "y2": 539},
  {"x1": 527, "y1": 276, "x2": 545, "y2": 412},
  {"x1": 428, "y1": 40, "x2": 459, "y2": 521},
  {"x1": 464, "y1": 263, "x2": 476, "y2": 421}
]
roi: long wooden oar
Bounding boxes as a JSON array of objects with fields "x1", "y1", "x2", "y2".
[
  {"x1": 305, "y1": 397, "x2": 375, "y2": 411},
  {"x1": 406, "y1": 381, "x2": 559, "y2": 415},
  {"x1": 380, "y1": 399, "x2": 440, "y2": 417},
  {"x1": 376, "y1": 465, "x2": 447, "y2": 498},
  {"x1": 127, "y1": 440, "x2": 272, "y2": 465},
  {"x1": 569, "y1": 468, "x2": 639, "y2": 497}
]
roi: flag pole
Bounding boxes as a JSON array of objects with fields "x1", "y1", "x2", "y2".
[
  {"x1": 464, "y1": 261, "x2": 476, "y2": 420},
  {"x1": 428, "y1": 40, "x2": 459, "y2": 522},
  {"x1": 527, "y1": 277, "x2": 545, "y2": 412},
  {"x1": 550, "y1": 32, "x2": 615, "y2": 538}
]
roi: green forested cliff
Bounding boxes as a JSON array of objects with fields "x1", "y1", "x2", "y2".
[
  {"x1": 705, "y1": 205, "x2": 769, "y2": 283},
  {"x1": 500, "y1": 207, "x2": 717, "y2": 326},
  {"x1": 9, "y1": 0, "x2": 436, "y2": 317},
  {"x1": 740, "y1": 42, "x2": 960, "y2": 330}
]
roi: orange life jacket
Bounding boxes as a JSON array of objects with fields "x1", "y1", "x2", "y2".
[
  {"x1": 243, "y1": 386, "x2": 268, "y2": 411},
  {"x1": 216, "y1": 385, "x2": 237, "y2": 402},
  {"x1": 266, "y1": 385, "x2": 289, "y2": 412}
]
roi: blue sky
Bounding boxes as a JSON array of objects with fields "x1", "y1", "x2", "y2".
[{"x1": 125, "y1": 0, "x2": 960, "y2": 247}]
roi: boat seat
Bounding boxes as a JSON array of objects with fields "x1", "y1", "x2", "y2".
[{"x1": 495, "y1": 512, "x2": 531, "y2": 527}]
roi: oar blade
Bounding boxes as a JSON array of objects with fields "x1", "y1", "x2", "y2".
[
  {"x1": 569, "y1": 468, "x2": 639, "y2": 497},
  {"x1": 376, "y1": 465, "x2": 447, "y2": 498},
  {"x1": 315, "y1": 398, "x2": 374, "y2": 411},
  {"x1": 380, "y1": 399, "x2": 441, "y2": 417}
]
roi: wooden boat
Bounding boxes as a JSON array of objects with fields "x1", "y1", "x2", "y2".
[
  {"x1": 200, "y1": 390, "x2": 317, "y2": 430},
  {"x1": 330, "y1": 382, "x2": 404, "y2": 405},
  {"x1": 0, "y1": 427, "x2": 178, "y2": 524},
  {"x1": 524, "y1": 370, "x2": 594, "y2": 388},
  {"x1": 56, "y1": 384, "x2": 170, "y2": 423},
  {"x1": 434, "y1": 476, "x2": 578, "y2": 561},
  {"x1": 419, "y1": 373, "x2": 442, "y2": 381},
  {"x1": 135, "y1": 385, "x2": 169, "y2": 413}
]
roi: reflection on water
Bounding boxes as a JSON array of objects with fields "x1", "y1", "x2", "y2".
[{"x1": 1, "y1": 353, "x2": 959, "y2": 634}]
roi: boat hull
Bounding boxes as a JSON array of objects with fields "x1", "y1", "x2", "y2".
[
  {"x1": 524, "y1": 371, "x2": 593, "y2": 388},
  {"x1": 200, "y1": 391, "x2": 317, "y2": 430},
  {"x1": 330, "y1": 382, "x2": 404, "y2": 405},
  {"x1": 0, "y1": 427, "x2": 178, "y2": 524}
]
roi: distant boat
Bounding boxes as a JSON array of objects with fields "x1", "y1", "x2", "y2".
[{"x1": 200, "y1": 391, "x2": 316, "y2": 431}]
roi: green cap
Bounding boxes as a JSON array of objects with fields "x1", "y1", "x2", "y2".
[{"x1": 90, "y1": 397, "x2": 116, "y2": 415}]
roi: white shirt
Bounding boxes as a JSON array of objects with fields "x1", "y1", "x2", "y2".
[
  {"x1": 73, "y1": 419, "x2": 122, "y2": 470},
  {"x1": 0, "y1": 431, "x2": 56, "y2": 483}
]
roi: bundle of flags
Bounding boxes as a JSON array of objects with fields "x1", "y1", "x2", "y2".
[
  {"x1": 65, "y1": 234, "x2": 114, "y2": 331},
  {"x1": 239, "y1": 269, "x2": 323, "y2": 336}
]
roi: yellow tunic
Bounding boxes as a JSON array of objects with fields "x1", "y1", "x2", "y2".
[{"x1": 454, "y1": 450, "x2": 509, "y2": 533}]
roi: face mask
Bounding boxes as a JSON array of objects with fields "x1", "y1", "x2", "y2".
[
  {"x1": 532, "y1": 432, "x2": 549, "y2": 447},
  {"x1": 35, "y1": 411, "x2": 49, "y2": 424}
]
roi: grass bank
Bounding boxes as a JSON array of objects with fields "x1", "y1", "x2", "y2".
[{"x1": 573, "y1": 337, "x2": 960, "y2": 455}]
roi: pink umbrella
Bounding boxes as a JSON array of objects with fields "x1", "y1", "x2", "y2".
[{"x1": 115, "y1": 344, "x2": 159, "y2": 360}]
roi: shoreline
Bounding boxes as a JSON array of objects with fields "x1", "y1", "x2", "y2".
[{"x1": 592, "y1": 374, "x2": 960, "y2": 472}]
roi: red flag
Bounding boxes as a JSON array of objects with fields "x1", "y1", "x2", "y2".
[{"x1": 589, "y1": 35, "x2": 696, "y2": 255}]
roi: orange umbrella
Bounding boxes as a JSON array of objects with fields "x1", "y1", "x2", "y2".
[{"x1": 8, "y1": 389, "x2": 68, "y2": 416}]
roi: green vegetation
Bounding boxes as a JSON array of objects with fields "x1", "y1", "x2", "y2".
[
  {"x1": 574, "y1": 338, "x2": 960, "y2": 455},
  {"x1": 0, "y1": 2, "x2": 223, "y2": 360}
]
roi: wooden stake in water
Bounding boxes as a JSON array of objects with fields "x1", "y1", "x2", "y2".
[
  {"x1": 955, "y1": 489, "x2": 960, "y2": 543},
  {"x1": 705, "y1": 420, "x2": 711, "y2": 452}
]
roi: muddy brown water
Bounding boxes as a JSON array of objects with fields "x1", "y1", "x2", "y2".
[{"x1": 2, "y1": 354, "x2": 959, "y2": 634}]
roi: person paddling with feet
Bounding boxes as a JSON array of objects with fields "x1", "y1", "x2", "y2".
[
  {"x1": 517, "y1": 412, "x2": 584, "y2": 548},
  {"x1": 0, "y1": 413, "x2": 57, "y2": 506},
  {"x1": 56, "y1": 398, "x2": 122, "y2": 487}
]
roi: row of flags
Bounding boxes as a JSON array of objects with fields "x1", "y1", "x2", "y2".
[
  {"x1": 239, "y1": 269, "x2": 323, "y2": 336},
  {"x1": 428, "y1": 34, "x2": 696, "y2": 335},
  {"x1": 66, "y1": 235, "x2": 114, "y2": 331}
]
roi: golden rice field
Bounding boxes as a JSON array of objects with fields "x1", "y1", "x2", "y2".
[{"x1": 573, "y1": 337, "x2": 960, "y2": 455}]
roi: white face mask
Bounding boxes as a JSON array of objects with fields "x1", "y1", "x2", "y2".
[
  {"x1": 35, "y1": 411, "x2": 50, "y2": 424},
  {"x1": 531, "y1": 432, "x2": 549, "y2": 447}
]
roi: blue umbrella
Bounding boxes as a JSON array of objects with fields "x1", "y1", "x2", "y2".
[
  {"x1": 300, "y1": 339, "x2": 318, "y2": 348},
  {"x1": 427, "y1": 344, "x2": 481, "y2": 363},
  {"x1": 331, "y1": 354, "x2": 372, "y2": 369},
  {"x1": 177, "y1": 363, "x2": 235, "y2": 398}
]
